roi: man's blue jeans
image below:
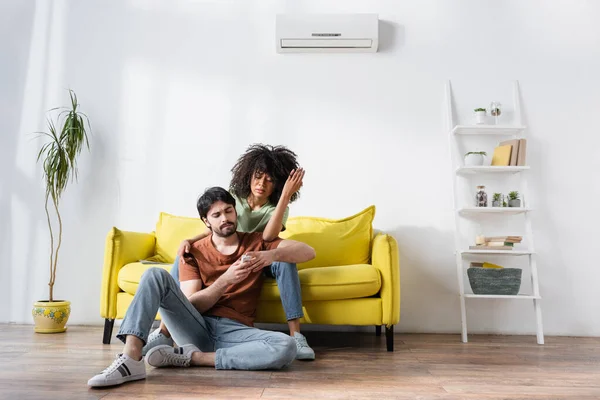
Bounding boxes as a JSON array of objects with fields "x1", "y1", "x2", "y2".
[
  {"x1": 171, "y1": 256, "x2": 304, "y2": 321},
  {"x1": 117, "y1": 268, "x2": 296, "y2": 370}
]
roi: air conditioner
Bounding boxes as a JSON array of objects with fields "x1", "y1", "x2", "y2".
[{"x1": 276, "y1": 14, "x2": 379, "y2": 53}]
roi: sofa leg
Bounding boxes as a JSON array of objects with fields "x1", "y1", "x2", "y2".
[
  {"x1": 375, "y1": 325, "x2": 381, "y2": 336},
  {"x1": 385, "y1": 325, "x2": 394, "y2": 352},
  {"x1": 103, "y1": 319, "x2": 115, "y2": 344}
]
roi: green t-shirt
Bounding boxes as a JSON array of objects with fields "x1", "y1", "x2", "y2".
[{"x1": 231, "y1": 193, "x2": 289, "y2": 233}]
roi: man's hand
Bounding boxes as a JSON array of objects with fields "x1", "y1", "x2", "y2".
[
  {"x1": 221, "y1": 258, "x2": 253, "y2": 286},
  {"x1": 177, "y1": 239, "x2": 193, "y2": 261},
  {"x1": 243, "y1": 251, "x2": 276, "y2": 273},
  {"x1": 281, "y1": 168, "x2": 305, "y2": 201}
]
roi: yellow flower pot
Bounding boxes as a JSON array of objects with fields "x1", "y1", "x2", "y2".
[{"x1": 32, "y1": 300, "x2": 71, "y2": 333}]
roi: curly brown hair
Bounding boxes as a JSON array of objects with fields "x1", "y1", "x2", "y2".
[{"x1": 229, "y1": 144, "x2": 300, "y2": 205}]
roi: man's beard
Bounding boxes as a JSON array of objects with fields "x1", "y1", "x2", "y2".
[{"x1": 212, "y1": 222, "x2": 236, "y2": 237}]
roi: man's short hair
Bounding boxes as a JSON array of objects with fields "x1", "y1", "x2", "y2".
[{"x1": 197, "y1": 187, "x2": 237, "y2": 220}]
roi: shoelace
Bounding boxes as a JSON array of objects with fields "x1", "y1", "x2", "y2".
[
  {"x1": 102, "y1": 354, "x2": 126, "y2": 375},
  {"x1": 147, "y1": 331, "x2": 163, "y2": 344},
  {"x1": 295, "y1": 335, "x2": 309, "y2": 349},
  {"x1": 162, "y1": 351, "x2": 190, "y2": 367}
]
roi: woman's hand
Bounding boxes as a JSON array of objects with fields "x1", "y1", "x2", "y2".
[
  {"x1": 177, "y1": 239, "x2": 193, "y2": 261},
  {"x1": 281, "y1": 168, "x2": 305, "y2": 201}
]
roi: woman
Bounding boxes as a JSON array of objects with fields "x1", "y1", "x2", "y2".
[{"x1": 143, "y1": 144, "x2": 315, "y2": 360}]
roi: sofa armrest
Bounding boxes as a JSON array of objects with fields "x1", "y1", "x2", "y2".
[
  {"x1": 100, "y1": 227, "x2": 156, "y2": 319},
  {"x1": 371, "y1": 233, "x2": 400, "y2": 326}
]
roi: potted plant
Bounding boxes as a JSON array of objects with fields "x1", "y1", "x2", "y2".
[
  {"x1": 32, "y1": 90, "x2": 90, "y2": 333},
  {"x1": 508, "y1": 191, "x2": 521, "y2": 207},
  {"x1": 474, "y1": 108, "x2": 487, "y2": 124},
  {"x1": 464, "y1": 151, "x2": 487, "y2": 166},
  {"x1": 490, "y1": 101, "x2": 502, "y2": 124},
  {"x1": 492, "y1": 193, "x2": 502, "y2": 207}
]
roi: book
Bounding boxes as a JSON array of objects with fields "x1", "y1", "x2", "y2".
[
  {"x1": 483, "y1": 262, "x2": 504, "y2": 269},
  {"x1": 470, "y1": 262, "x2": 505, "y2": 268},
  {"x1": 499, "y1": 139, "x2": 520, "y2": 166},
  {"x1": 486, "y1": 241, "x2": 515, "y2": 247},
  {"x1": 485, "y1": 236, "x2": 522, "y2": 242},
  {"x1": 139, "y1": 260, "x2": 170, "y2": 265},
  {"x1": 489, "y1": 238, "x2": 521, "y2": 243},
  {"x1": 491, "y1": 145, "x2": 512, "y2": 166},
  {"x1": 470, "y1": 245, "x2": 513, "y2": 250},
  {"x1": 517, "y1": 138, "x2": 527, "y2": 166}
]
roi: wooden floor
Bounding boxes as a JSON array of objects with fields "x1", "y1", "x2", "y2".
[{"x1": 1, "y1": 325, "x2": 600, "y2": 400}]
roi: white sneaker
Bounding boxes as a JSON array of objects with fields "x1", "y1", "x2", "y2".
[
  {"x1": 146, "y1": 344, "x2": 199, "y2": 368},
  {"x1": 294, "y1": 332, "x2": 315, "y2": 361},
  {"x1": 88, "y1": 353, "x2": 146, "y2": 387},
  {"x1": 141, "y1": 328, "x2": 174, "y2": 356}
]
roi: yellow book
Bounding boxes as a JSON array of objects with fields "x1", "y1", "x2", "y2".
[
  {"x1": 483, "y1": 262, "x2": 504, "y2": 269},
  {"x1": 491, "y1": 145, "x2": 512, "y2": 166}
]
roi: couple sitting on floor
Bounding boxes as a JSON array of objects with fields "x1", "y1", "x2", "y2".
[{"x1": 89, "y1": 145, "x2": 316, "y2": 387}]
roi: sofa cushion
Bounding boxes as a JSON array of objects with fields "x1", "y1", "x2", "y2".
[
  {"x1": 155, "y1": 212, "x2": 205, "y2": 263},
  {"x1": 261, "y1": 264, "x2": 381, "y2": 301},
  {"x1": 118, "y1": 262, "x2": 381, "y2": 302},
  {"x1": 279, "y1": 206, "x2": 375, "y2": 270},
  {"x1": 118, "y1": 262, "x2": 172, "y2": 295}
]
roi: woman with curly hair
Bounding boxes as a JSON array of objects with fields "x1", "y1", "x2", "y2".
[{"x1": 142, "y1": 144, "x2": 315, "y2": 360}]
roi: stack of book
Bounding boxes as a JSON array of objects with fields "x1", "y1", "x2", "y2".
[
  {"x1": 491, "y1": 139, "x2": 527, "y2": 166},
  {"x1": 470, "y1": 236, "x2": 523, "y2": 251},
  {"x1": 470, "y1": 262, "x2": 504, "y2": 268}
]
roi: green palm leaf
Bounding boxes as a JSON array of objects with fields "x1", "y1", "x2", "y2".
[{"x1": 37, "y1": 89, "x2": 91, "y2": 301}]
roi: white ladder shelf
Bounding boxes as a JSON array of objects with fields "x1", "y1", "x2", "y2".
[{"x1": 446, "y1": 81, "x2": 544, "y2": 345}]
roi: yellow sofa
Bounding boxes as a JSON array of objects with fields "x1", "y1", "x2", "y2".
[{"x1": 100, "y1": 206, "x2": 400, "y2": 350}]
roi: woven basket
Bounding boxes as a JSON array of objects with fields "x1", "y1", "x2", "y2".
[{"x1": 467, "y1": 267, "x2": 522, "y2": 295}]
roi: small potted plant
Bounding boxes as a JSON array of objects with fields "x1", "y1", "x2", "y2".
[
  {"x1": 474, "y1": 108, "x2": 487, "y2": 124},
  {"x1": 508, "y1": 191, "x2": 521, "y2": 207},
  {"x1": 490, "y1": 101, "x2": 502, "y2": 124},
  {"x1": 464, "y1": 151, "x2": 487, "y2": 166},
  {"x1": 492, "y1": 193, "x2": 502, "y2": 207}
]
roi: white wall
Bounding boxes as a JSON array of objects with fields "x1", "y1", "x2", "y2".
[{"x1": 2, "y1": 0, "x2": 599, "y2": 336}]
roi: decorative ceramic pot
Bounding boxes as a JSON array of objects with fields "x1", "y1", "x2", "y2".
[{"x1": 32, "y1": 300, "x2": 71, "y2": 333}]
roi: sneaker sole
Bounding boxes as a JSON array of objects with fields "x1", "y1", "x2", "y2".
[
  {"x1": 88, "y1": 373, "x2": 146, "y2": 388},
  {"x1": 146, "y1": 344, "x2": 175, "y2": 368},
  {"x1": 296, "y1": 353, "x2": 316, "y2": 361}
]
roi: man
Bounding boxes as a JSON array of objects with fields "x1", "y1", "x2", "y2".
[
  {"x1": 146, "y1": 144, "x2": 315, "y2": 360},
  {"x1": 88, "y1": 187, "x2": 316, "y2": 387}
]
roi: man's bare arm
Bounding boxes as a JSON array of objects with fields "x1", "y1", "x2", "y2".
[
  {"x1": 244, "y1": 239, "x2": 316, "y2": 272},
  {"x1": 183, "y1": 259, "x2": 252, "y2": 313}
]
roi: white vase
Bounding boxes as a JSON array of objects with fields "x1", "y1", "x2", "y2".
[
  {"x1": 475, "y1": 111, "x2": 487, "y2": 125},
  {"x1": 464, "y1": 153, "x2": 484, "y2": 166}
]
